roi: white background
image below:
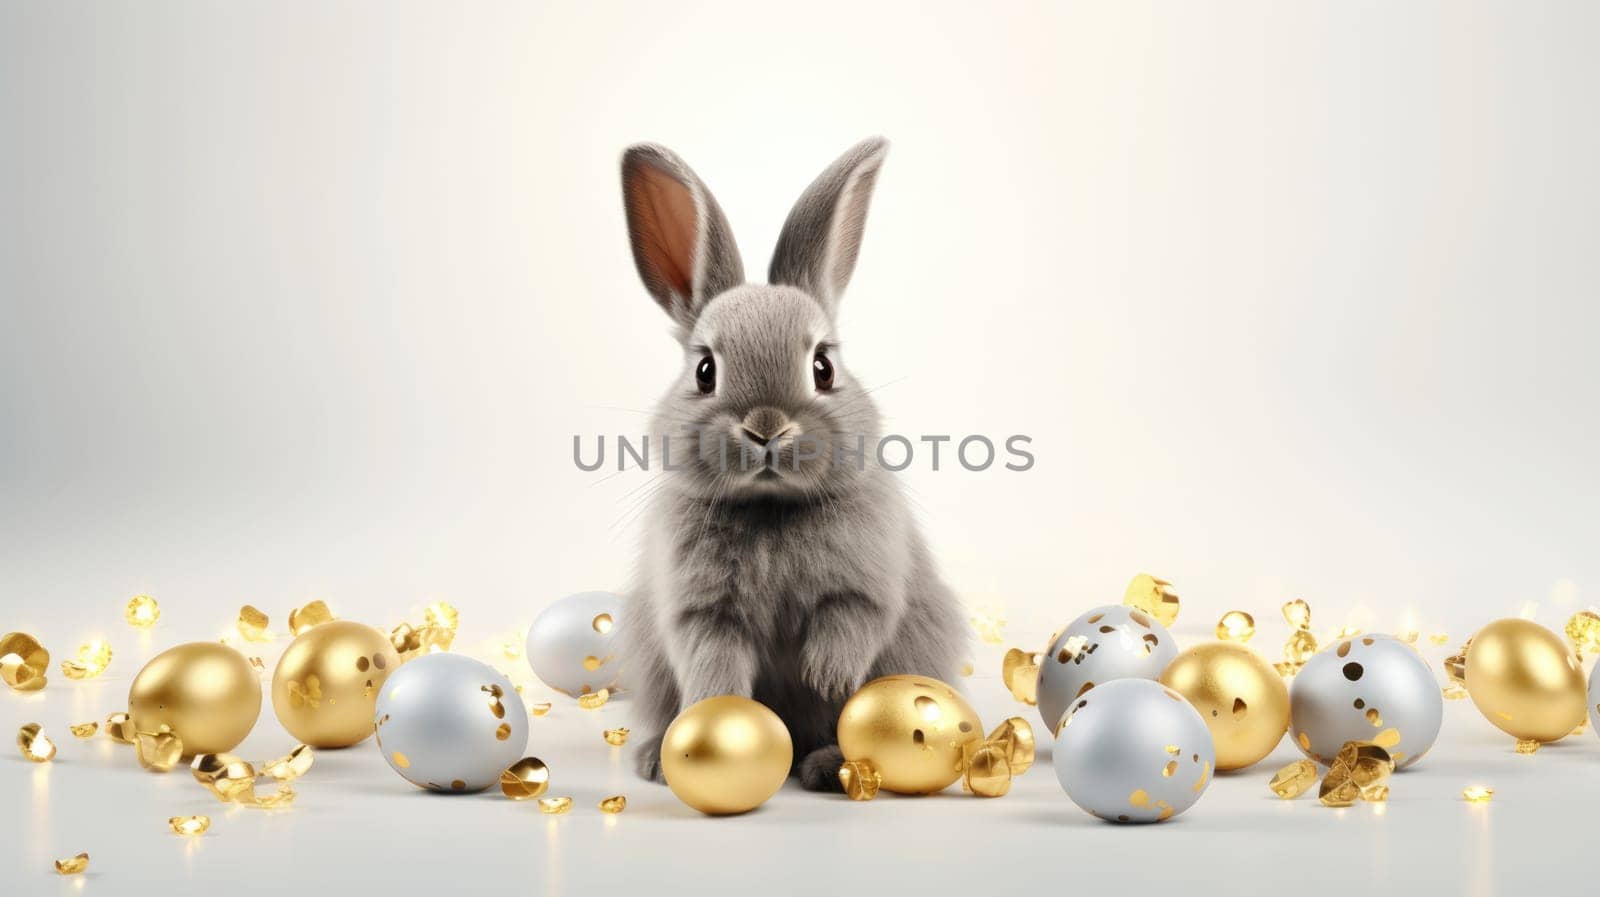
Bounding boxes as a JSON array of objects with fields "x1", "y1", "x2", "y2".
[{"x1": 2, "y1": 1, "x2": 1597, "y2": 894}]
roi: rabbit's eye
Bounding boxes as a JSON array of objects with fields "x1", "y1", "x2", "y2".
[
  {"x1": 695, "y1": 355, "x2": 716, "y2": 394},
  {"x1": 813, "y1": 352, "x2": 835, "y2": 391}
]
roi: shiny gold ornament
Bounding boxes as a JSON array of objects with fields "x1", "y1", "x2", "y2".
[
  {"x1": 1283, "y1": 599, "x2": 1312, "y2": 631},
  {"x1": 837, "y1": 675, "x2": 983, "y2": 794},
  {"x1": 105, "y1": 711, "x2": 136, "y2": 744},
  {"x1": 603, "y1": 727, "x2": 630, "y2": 746},
  {"x1": 260, "y1": 744, "x2": 314, "y2": 781},
  {"x1": 1318, "y1": 741, "x2": 1392, "y2": 807},
  {"x1": 136, "y1": 728, "x2": 184, "y2": 772},
  {"x1": 961, "y1": 743, "x2": 1011, "y2": 797},
  {"x1": 578, "y1": 688, "x2": 610, "y2": 710},
  {"x1": 18, "y1": 723, "x2": 56, "y2": 762},
  {"x1": 288, "y1": 600, "x2": 336, "y2": 636},
  {"x1": 270, "y1": 620, "x2": 393, "y2": 748},
  {"x1": 599, "y1": 795, "x2": 627, "y2": 814},
  {"x1": 1000, "y1": 647, "x2": 1039, "y2": 705},
  {"x1": 169, "y1": 815, "x2": 211, "y2": 836},
  {"x1": 1216, "y1": 611, "x2": 1256, "y2": 643},
  {"x1": 1565, "y1": 609, "x2": 1600, "y2": 657},
  {"x1": 500, "y1": 757, "x2": 551, "y2": 800},
  {"x1": 985, "y1": 717, "x2": 1035, "y2": 775},
  {"x1": 1462, "y1": 785, "x2": 1493, "y2": 803},
  {"x1": 0, "y1": 631, "x2": 49, "y2": 691},
  {"x1": 54, "y1": 853, "x2": 89, "y2": 875},
  {"x1": 237, "y1": 605, "x2": 273, "y2": 642},
  {"x1": 70, "y1": 722, "x2": 98, "y2": 739},
  {"x1": 538, "y1": 796, "x2": 572, "y2": 815},
  {"x1": 126, "y1": 594, "x2": 160, "y2": 628},
  {"x1": 1124, "y1": 573, "x2": 1180, "y2": 626},
  {"x1": 1463, "y1": 618, "x2": 1586, "y2": 742},
  {"x1": 660, "y1": 695, "x2": 793, "y2": 815},
  {"x1": 838, "y1": 759, "x2": 882, "y2": 801},
  {"x1": 191, "y1": 753, "x2": 258, "y2": 803},
  {"x1": 1160, "y1": 642, "x2": 1289, "y2": 770},
  {"x1": 129, "y1": 642, "x2": 262, "y2": 755},
  {"x1": 61, "y1": 639, "x2": 112, "y2": 679},
  {"x1": 1269, "y1": 758, "x2": 1318, "y2": 799}
]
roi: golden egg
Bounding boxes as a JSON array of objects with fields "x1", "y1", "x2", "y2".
[
  {"x1": 271, "y1": 621, "x2": 396, "y2": 748},
  {"x1": 836, "y1": 675, "x2": 983, "y2": 794},
  {"x1": 1160, "y1": 641, "x2": 1288, "y2": 771},
  {"x1": 129, "y1": 643, "x2": 261, "y2": 755},
  {"x1": 1464, "y1": 618, "x2": 1585, "y2": 742},
  {"x1": 660, "y1": 696, "x2": 792, "y2": 815}
]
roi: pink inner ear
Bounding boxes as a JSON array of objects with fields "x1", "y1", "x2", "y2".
[{"x1": 624, "y1": 160, "x2": 699, "y2": 305}]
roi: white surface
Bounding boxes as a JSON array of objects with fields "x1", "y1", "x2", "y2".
[{"x1": 2, "y1": 622, "x2": 1593, "y2": 896}]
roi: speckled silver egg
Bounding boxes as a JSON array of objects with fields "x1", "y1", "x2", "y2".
[
  {"x1": 373, "y1": 652, "x2": 527, "y2": 793},
  {"x1": 1588, "y1": 663, "x2": 1600, "y2": 739},
  {"x1": 1052, "y1": 678, "x2": 1215, "y2": 824},
  {"x1": 1037, "y1": 604, "x2": 1179, "y2": 732},
  {"x1": 525, "y1": 590, "x2": 624, "y2": 698},
  {"x1": 1289, "y1": 634, "x2": 1441, "y2": 768}
]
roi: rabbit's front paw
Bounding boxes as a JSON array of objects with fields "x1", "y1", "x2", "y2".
[
  {"x1": 633, "y1": 733, "x2": 666, "y2": 784},
  {"x1": 800, "y1": 642, "x2": 863, "y2": 702},
  {"x1": 798, "y1": 744, "x2": 846, "y2": 792}
]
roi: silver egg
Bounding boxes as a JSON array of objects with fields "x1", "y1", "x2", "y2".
[
  {"x1": 1037, "y1": 604, "x2": 1178, "y2": 732},
  {"x1": 1052, "y1": 678, "x2": 1215, "y2": 824},
  {"x1": 373, "y1": 653, "x2": 527, "y2": 793},
  {"x1": 1588, "y1": 663, "x2": 1600, "y2": 739},
  {"x1": 525, "y1": 590, "x2": 624, "y2": 698},
  {"x1": 1289, "y1": 634, "x2": 1441, "y2": 768}
]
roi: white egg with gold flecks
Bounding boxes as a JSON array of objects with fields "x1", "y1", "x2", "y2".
[
  {"x1": 374, "y1": 653, "x2": 526, "y2": 793},
  {"x1": 1587, "y1": 663, "x2": 1600, "y2": 740},
  {"x1": 1036, "y1": 604, "x2": 1178, "y2": 733},
  {"x1": 525, "y1": 591, "x2": 625, "y2": 698},
  {"x1": 1289, "y1": 634, "x2": 1441, "y2": 769},
  {"x1": 1052, "y1": 678, "x2": 1215, "y2": 824}
]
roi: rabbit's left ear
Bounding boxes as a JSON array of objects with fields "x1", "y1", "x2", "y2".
[
  {"x1": 622, "y1": 144, "x2": 745, "y2": 330},
  {"x1": 768, "y1": 137, "x2": 889, "y2": 311}
]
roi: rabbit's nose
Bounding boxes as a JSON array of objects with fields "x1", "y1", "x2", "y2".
[{"x1": 740, "y1": 407, "x2": 794, "y2": 445}]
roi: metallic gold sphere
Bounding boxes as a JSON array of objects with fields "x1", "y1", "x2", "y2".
[
  {"x1": 1160, "y1": 641, "x2": 1288, "y2": 771},
  {"x1": 660, "y1": 696, "x2": 792, "y2": 815},
  {"x1": 837, "y1": 675, "x2": 983, "y2": 794},
  {"x1": 1465, "y1": 618, "x2": 1585, "y2": 742},
  {"x1": 271, "y1": 621, "x2": 395, "y2": 748},
  {"x1": 129, "y1": 642, "x2": 261, "y2": 755}
]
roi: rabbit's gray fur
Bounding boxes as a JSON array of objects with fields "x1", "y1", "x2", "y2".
[{"x1": 615, "y1": 138, "x2": 966, "y2": 792}]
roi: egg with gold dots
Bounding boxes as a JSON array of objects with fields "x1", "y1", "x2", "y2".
[
  {"x1": 1052, "y1": 678, "x2": 1215, "y2": 824},
  {"x1": 524, "y1": 591, "x2": 625, "y2": 698},
  {"x1": 1289, "y1": 634, "x2": 1441, "y2": 768},
  {"x1": 1160, "y1": 641, "x2": 1289, "y2": 771},
  {"x1": 1036, "y1": 604, "x2": 1178, "y2": 733},
  {"x1": 837, "y1": 675, "x2": 983, "y2": 794},
  {"x1": 271, "y1": 621, "x2": 395, "y2": 748},
  {"x1": 373, "y1": 653, "x2": 526, "y2": 793}
]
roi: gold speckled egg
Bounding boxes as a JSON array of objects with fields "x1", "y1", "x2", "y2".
[
  {"x1": 1160, "y1": 641, "x2": 1288, "y2": 771},
  {"x1": 837, "y1": 675, "x2": 983, "y2": 794},
  {"x1": 271, "y1": 620, "x2": 395, "y2": 748}
]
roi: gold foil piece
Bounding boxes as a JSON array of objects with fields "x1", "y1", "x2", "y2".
[
  {"x1": 530, "y1": 702, "x2": 552, "y2": 717},
  {"x1": 1463, "y1": 785, "x2": 1494, "y2": 803},
  {"x1": 169, "y1": 815, "x2": 211, "y2": 836},
  {"x1": 1001, "y1": 647, "x2": 1040, "y2": 705},
  {"x1": 1442, "y1": 682, "x2": 1468, "y2": 701},
  {"x1": 66, "y1": 722, "x2": 97, "y2": 739},
  {"x1": 288, "y1": 600, "x2": 335, "y2": 635},
  {"x1": 1319, "y1": 741, "x2": 1393, "y2": 806},
  {"x1": 1514, "y1": 737, "x2": 1540, "y2": 755},
  {"x1": 599, "y1": 795, "x2": 627, "y2": 814},
  {"x1": 126, "y1": 594, "x2": 160, "y2": 628},
  {"x1": 242, "y1": 785, "x2": 297, "y2": 808},
  {"x1": 54, "y1": 853, "x2": 89, "y2": 875},
  {"x1": 390, "y1": 619, "x2": 455, "y2": 661},
  {"x1": 136, "y1": 728, "x2": 184, "y2": 772},
  {"x1": 1269, "y1": 759, "x2": 1318, "y2": 799},
  {"x1": 1274, "y1": 661, "x2": 1303, "y2": 678},
  {"x1": 500, "y1": 757, "x2": 551, "y2": 800},
  {"x1": 968, "y1": 602, "x2": 1007, "y2": 645},
  {"x1": 61, "y1": 639, "x2": 113, "y2": 679},
  {"x1": 424, "y1": 601, "x2": 459, "y2": 632},
  {"x1": 1124, "y1": 573, "x2": 1180, "y2": 626},
  {"x1": 105, "y1": 712, "x2": 136, "y2": 744},
  {"x1": 985, "y1": 717, "x2": 1035, "y2": 776},
  {"x1": 191, "y1": 753, "x2": 258, "y2": 802},
  {"x1": 1430, "y1": 632, "x2": 1450, "y2": 646},
  {"x1": 18, "y1": 723, "x2": 56, "y2": 762},
  {"x1": 1365, "y1": 785, "x2": 1390, "y2": 802},
  {"x1": 603, "y1": 727, "x2": 630, "y2": 746},
  {"x1": 1282, "y1": 599, "x2": 1312, "y2": 631},
  {"x1": 1565, "y1": 609, "x2": 1600, "y2": 657},
  {"x1": 0, "y1": 631, "x2": 50, "y2": 691},
  {"x1": 578, "y1": 688, "x2": 610, "y2": 710},
  {"x1": 838, "y1": 759, "x2": 882, "y2": 801},
  {"x1": 1216, "y1": 611, "x2": 1256, "y2": 643},
  {"x1": 538, "y1": 796, "x2": 573, "y2": 815},
  {"x1": 1284, "y1": 629, "x2": 1319, "y2": 665},
  {"x1": 236, "y1": 605, "x2": 273, "y2": 642},
  {"x1": 261, "y1": 744, "x2": 314, "y2": 781},
  {"x1": 961, "y1": 743, "x2": 1012, "y2": 797}
]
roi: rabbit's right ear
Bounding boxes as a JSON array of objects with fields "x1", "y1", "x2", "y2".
[{"x1": 621, "y1": 144, "x2": 745, "y2": 330}]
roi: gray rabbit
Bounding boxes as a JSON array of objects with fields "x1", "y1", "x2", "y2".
[{"x1": 614, "y1": 138, "x2": 966, "y2": 791}]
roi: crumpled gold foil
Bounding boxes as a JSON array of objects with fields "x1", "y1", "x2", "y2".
[
  {"x1": 1443, "y1": 637, "x2": 1472, "y2": 685},
  {"x1": 500, "y1": 757, "x2": 551, "y2": 800},
  {"x1": 1, "y1": 632, "x2": 50, "y2": 691},
  {"x1": 18, "y1": 723, "x2": 56, "y2": 762},
  {"x1": 1001, "y1": 648, "x2": 1040, "y2": 705},
  {"x1": 968, "y1": 602, "x2": 1007, "y2": 645},
  {"x1": 54, "y1": 853, "x2": 89, "y2": 875},
  {"x1": 838, "y1": 759, "x2": 882, "y2": 801},
  {"x1": 1462, "y1": 785, "x2": 1493, "y2": 803},
  {"x1": 1124, "y1": 573, "x2": 1180, "y2": 627},
  {"x1": 1269, "y1": 759, "x2": 1318, "y2": 799},
  {"x1": 1216, "y1": 611, "x2": 1256, "y2": 642},
  {"x1": 70, "y1": 722, "x2": 98, "y2": 739},
  {"x1": 1565, "y1": 609, "x2": 1600, "y2": 657},
  {"x1": 424, "y1": 601, "x2": 459, "y2": 632},
  {"x1": 126, "y1": 594, "x2": 160, "y2": 628},
  {"x1": 389, "y1": 620, "x2": 455, "y2": 662},
  {"x1": 529, "y1": 702, "x2": 552, "y2": 717},
  {"x1": 260, "y1": 744, "x2": 314, "y2": 781},
  {"x1": 1284, "y1": 629, "x2": 1319, "y2": 666},
  {"x1": 1514, "y1": 738, "x2": 1540, "y2": 755},
  {"x1": 603, "y1": 728, "x2": 630, "y2": 746},
  {"x1": 237, "y1": 605, "x2": 273, "y2": 642},
  {"x1": 984, "y1": 717, "x2": 1035, "y2": 776},
  {"x1": 1319, "y1": 741, "x2": 1393, "y2": 807},
  {"x1": 961, "y1": 743, "x2": 1012, "y2": 797},
  {"x1": 288, "y1": 600, "x2": 336, "y2": 636},
  {"x1": 61, "y1": 639, "x2": 112, "y2": 679},
  {"x1": 538, "y1": 796, "x2": 572, "y2": 815},
  {"x1": 241, "y1": 785, "x2": 296, "y2": 808},
  {"x1": 192, "y1": 753, "x2": 259, "y2": 802},
  {"x1": 599, "y1": 795, "x2": 627, "y2": 814},
  {"x1": 1429, "y1": 632, "x2": 1450, "y2": 646},
  {"x1": 169, "y1": 815, "x2": 211, "y2": 836},
  {"x1": 578, "y1": 689, "x2": 610, "y2": 710},
  {"x1": 1442, "y1": 682, "x2": 1468, "y2": 701},
  {"x1": 1282, "y1": 599, "x2": 1312, "y2": 631},
  {"x1": 136, "y1": 728, "x2": 184, "y2": 772},
  {"x1": 105, "y1": 711, "x2": 136, "y2": 744}
]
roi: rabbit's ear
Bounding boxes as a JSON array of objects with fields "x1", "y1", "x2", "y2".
[
  {"x1": 621, "y1": 144, "x2": 745, "y2": 329},
  {"x1": 768, "y1": 137, "x2": 889, "y2": 310}
]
